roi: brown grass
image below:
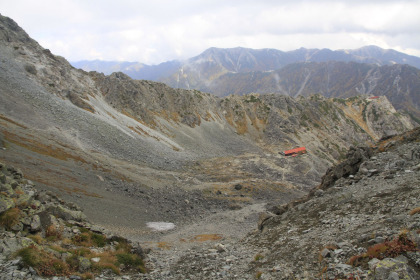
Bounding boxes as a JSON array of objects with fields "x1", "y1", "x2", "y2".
[
  {"x1": 23, "y1": 173, "x2": 102, "y2": 198},
  {"x1": 347, "y1": 231, "x2": 418, "y2": 268},
  {"x1": 17, "y1": 245, "x2": 71, "y2": 277},
  {"x1": 204, "y1": 111, "x2": 214, "y2": 121},
  {"x1": 28, "y1": 234, "x2": 45, "y2": 245},
  {"x1": 122, "y1": 109, "x2": 157, "y2": 128},
  {"x1": 89, "y1": 251, "x2": 120, "y2": 275},
  {"x1": 409, "y1": 207, "x2": 420, "y2": 216},
  {"x1": 0, "y1": 114, "x2": 28, "y2": 129},
  {"x1": 3, "y1": 131, "x2": 87, "y2": 164},
  {"x1": 254, "y1": 253, "x2": 264, "y2": 261},
  {"x1": 235, "y1": 116, "x2": 248, "y2": 135},
  {"x1": 45, "y1": 225, "x2": 62, "y2": 241},
  {"x1": 106, "y1": 111, "x2": 117, "y2": 119},
  {"x1": 190, "y1": 234, "x2": 223, "y2": 242},
  {"x1": 156, "y1": 242, "x2": 172, "y2": 250}
]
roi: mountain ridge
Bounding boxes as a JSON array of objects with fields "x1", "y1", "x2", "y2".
[
  {"x1": 72, "y1": 45, "x2": 420, "y2": 74},
  {"x1": 73, "y1": 46, "x2": 420, "y2": 120}
]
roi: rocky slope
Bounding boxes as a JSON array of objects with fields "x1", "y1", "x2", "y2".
[
  {"x1": 142, "y1": 128, "x2": 420, "y2": 279},
  {"x1": 0, "y1": 13, "x2": 417, "y2": 239}
]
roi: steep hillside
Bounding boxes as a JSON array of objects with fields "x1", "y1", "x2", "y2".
[{"x1": 0, "y1": 13, "x2": 416, "y2": 251}]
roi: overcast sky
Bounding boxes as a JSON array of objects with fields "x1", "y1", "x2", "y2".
[{"x1": 2, "y1": 0, "x2": 420, "y2": 65}]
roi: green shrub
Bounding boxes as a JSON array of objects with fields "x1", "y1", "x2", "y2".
[
  {"x1": 116, "y1": 253, "x2": 146, "y2": 273},
  {"x1": 17, "y1": 245, "x2": 70, "y2": 276},
  {"x1": 65, "y1": 254, "x2": 79, "y2": 271},
  {"x1": 91, "y1": 233, "x2": 106, "y2": 247},
  {"x1": 117, "y1": 253, "x2": 142, "y2": 266},
  {"x1": 254, "y1": 253, "x2": 264, "y2": 261},
  {"x1": 0, "y1": 207, "x2": 21, "y2": 230},
  {"x1": 17, "y1": 245, "x2": 40, "y2": 268}
]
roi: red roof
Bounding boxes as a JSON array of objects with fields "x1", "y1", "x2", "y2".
[
  {"x1": 368, "y1": 96, "x2": 380, "y2": 99},
  {"x1": 284, "y1": 147, "x2": 306, "y2": 155}
]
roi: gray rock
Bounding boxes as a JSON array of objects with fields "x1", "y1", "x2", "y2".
[
  {"x1": 375, "y1": 236, "x2": 386, "y2": 244},
  {"x1": 258, "y1": 212, "x2": 275, "y2": 231},
  {"x1": 321, "y1": 248, "x2": 331, "y2": 258},
  {"x1": 10, "y1": 222, "x2": 23, "y2": 232},
  {"x1": 268, "y1": 203, "x2": 288, "y2": 215},
  {"x1": 234, "y1": 184, "x2": 243, "y2": 190},
  {"x1": 0, "y1": 196, "x2": 15, "y2": 213},
  {"x1": 387, "y1": 271, "x2": 400, "y2": 280},
  {"x1": 91, "y1": 257, "x2": 100, "y2": 263},
  {"x1": 0, "y1": 173, "x2": 6, "y2": 184},
  {"x1": 314, "y1": 189, "x2": 324, "y2": 197},
  {"x1": 215, "y1": 243, "x2": 226, "y2": 253},
  {"x1": 48, "y1": 205, "x2": 87, "y2": 222},
  {"x1": 78, "y1": 256, "x2": 91, "y2": 272},
  {"x1": 0, "y1": 237, "x2": 35, "y2": 257},
  {"x1": 369, "y1": 258, "x2": 381, "y2": 271},
  {"x1": 38, "y1": 212, "x2": 60, "y2": 231},
  {"x1": 30, "y1": 215, "x2": 41, "y2": 232},
  {"x1": 372, "y1": 258, "x2": 420, "y2": 280}
]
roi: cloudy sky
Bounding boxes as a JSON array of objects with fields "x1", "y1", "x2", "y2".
[{"x1": 2, "y1": 0, "x2": 420, "y2": 65}]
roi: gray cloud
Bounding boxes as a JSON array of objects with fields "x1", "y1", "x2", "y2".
[{"x1": 2, "y1": 0, "x2": 420, "y2": 64}]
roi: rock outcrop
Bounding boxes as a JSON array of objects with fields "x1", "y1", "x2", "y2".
[{"x1": 0, "y1": 162, "x2": 146, "y2": 279}]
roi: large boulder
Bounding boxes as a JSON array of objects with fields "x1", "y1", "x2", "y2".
[
  {"x1": 0, "y1": 196, "x2": 15, "y2": 213},
  {"x1": 258, "y1": 212, "x2": 275, "y2": 232},
  {"x1": 30, "y1": 215, "x2": 41, "y2": 232},
  {"x1": 369, "y1": 258, "x2": 420, "y2": 280},
  {"x1": 48, "y1": 205, "x2": 87, "y2": 222},
  {"x1": 319, "y1": 146, "x2": 373, "y2": 190},
  {"x1": 0, "y1": 235, "x2": 36, "y2": 257}
]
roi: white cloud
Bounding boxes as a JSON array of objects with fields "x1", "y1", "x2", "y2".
[{"x1": 1, "y1": 0, "x2": 420, "y2": 64}]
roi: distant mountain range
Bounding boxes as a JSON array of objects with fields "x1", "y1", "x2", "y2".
[
  {"x1": 72, "y1": 45, "x2": 420, "y2": 81},
  {"x1": 72, "y1": 59, "x2": 181, "y2": 81},
  {"x1": 72, "y1": 46, "x2": 420, "y2": 120}
]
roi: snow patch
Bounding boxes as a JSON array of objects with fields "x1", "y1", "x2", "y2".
[{"x1": 146, "y1": 222, "x2": 176, "y2": 231}]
